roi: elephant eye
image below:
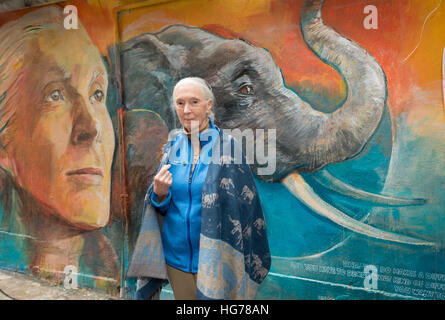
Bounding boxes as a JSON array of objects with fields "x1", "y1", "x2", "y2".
[{"x1": 238, "y1": 84, "x2": 254, "y2": 96}]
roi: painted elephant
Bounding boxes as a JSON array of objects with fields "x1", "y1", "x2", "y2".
[{"x1": 116, "y1": 0, "x2": 434, "y2": 251}]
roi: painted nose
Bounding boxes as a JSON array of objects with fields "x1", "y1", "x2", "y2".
[{"x1": 71, "y1": 96, "x2": 101, "y2": 146}]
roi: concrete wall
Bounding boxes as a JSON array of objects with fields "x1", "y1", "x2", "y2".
[{"x1": 0, "y1": 0, "x2": 444, "y2": 300}]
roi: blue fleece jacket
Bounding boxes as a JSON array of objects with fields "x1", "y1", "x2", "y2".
[{"x1": 150, "y1": 117, "x2": 218, "y2": 273}]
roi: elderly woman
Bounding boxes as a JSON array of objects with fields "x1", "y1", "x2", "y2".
[{"x1": 128, "y1": 77, "x2": 270, "y2": 300}]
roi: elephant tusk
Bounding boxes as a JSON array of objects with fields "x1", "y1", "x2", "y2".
[
  {"x1": 311, "y1": 170, "x2": 427, "y2": 206},
  {"x1": 282, "y1": 173, "x2": 435, "y2": 246}
]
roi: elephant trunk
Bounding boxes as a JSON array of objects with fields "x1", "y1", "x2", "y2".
[{"x1": 295, "y1": 0, "x2": 386, "y2": 172}]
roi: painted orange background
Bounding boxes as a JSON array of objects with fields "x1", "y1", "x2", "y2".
[
  {"x1": 0, "y1": 0, "x2": 443, "y2": 117},
  {"x1": 116, "y1": 0, "x2": 445, "y2": 118}
]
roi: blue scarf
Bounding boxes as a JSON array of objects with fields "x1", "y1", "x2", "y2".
[{"x1": 127, "y1": 125, "x2": 270, "y2": 299}]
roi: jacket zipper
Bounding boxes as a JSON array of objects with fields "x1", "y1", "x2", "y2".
[{"x1": 186, "y1": 142, "x2": 199, "y2": 272}]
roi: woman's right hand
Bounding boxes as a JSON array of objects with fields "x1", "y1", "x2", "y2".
[{"x1": 153, "y1": 164, "x2": 172, "y2": 202}]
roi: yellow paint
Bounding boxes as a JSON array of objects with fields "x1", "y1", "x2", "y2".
[
  {"x1": 129, "y1": 108, "x2": 164, "y2": 120},
  {"x1": 402, "y1": 0, "x2": 445, "y2": 85}
]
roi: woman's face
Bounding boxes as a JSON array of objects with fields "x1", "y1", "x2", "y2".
[
  {"x1": 5, "y1": 27, "x2": 115, "y2": 230},
  {"x1": 173, "y1": 82, "x2": 212, "y2": 132}
]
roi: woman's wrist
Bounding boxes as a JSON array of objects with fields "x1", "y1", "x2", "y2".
[{"x1": 156, "y1": 193, "x2": 167, "y2": 203}]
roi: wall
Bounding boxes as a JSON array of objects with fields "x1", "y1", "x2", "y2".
[
  {"x1": 0, "y1": 1, "x2": 61, "y2": 13},
  {"x1": 0, "y1": 0, "x2": 444, "y2": 300}
]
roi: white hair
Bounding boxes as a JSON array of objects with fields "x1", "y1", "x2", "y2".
[{"x1": 172, "y1": 77, "x2": 215, "y2": 120}]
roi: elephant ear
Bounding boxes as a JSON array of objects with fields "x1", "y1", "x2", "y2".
[
  {"x1": 154, "y1": 24, "x2": 220, "y2": 52},
  {"x1": 119, "y1": 32, "x2": 190, "y2": 129}
]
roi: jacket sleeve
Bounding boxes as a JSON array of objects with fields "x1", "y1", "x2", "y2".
[{"x1": 150, "y1": 188, "x2": 171, "y2": 213}]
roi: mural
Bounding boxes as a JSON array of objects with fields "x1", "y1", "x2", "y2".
[
  {"x1": 0, "y1": 5, "x2": 123, "y2": 294},
  {"x1": 0, "y1": 1, "x2": 166, "y2": 296},
  {"x1": 117, "y1": 0, "x2": 445, "y2": 300},
  {"x1": 0, "y1": 0, "x2": 444, "y2": 300}
]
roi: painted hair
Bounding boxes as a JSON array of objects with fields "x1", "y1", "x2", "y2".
[{"x1": 0, "y1": 6, "x2": 92, "y2": 150}]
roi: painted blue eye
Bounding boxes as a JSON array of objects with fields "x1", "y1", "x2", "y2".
[
  {"x1": 46, "y1": 89, "x2": 64, "y2": 102},
  {"x1": 91, "y1": 89, "x2": 104, "y2": 102}
]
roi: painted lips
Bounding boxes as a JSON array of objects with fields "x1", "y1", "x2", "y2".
[{"x1": 66, "y1": 167, "x2": 104, "y2": 185}]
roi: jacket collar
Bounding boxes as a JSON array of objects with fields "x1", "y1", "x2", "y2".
[{"x1": 180, "y1": 116, "x2": 218, "y2": 147}]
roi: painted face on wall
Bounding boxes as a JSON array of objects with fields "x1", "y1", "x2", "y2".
[
  {"x1": 173, "y1": 81, "x2": 212, "y2": 132},
  {"x1": 4, "y1": 26, "x2": 115, "y2": 230}
]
